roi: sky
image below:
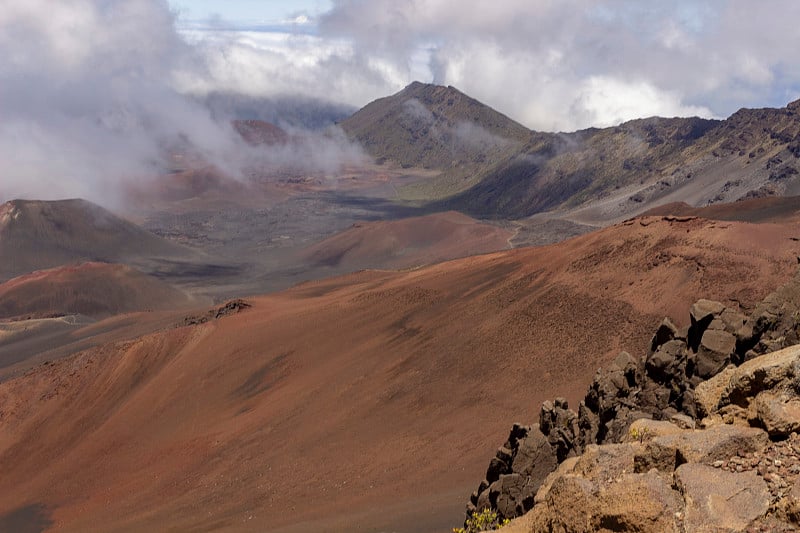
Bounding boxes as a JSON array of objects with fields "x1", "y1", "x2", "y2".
[
  {"x1": 163, "y1": 0, "x2": 800, "y2": 130},
  {"x1": 3, "y1": 0, "x2": 800, "y2": 203},
  {"x1": 169, "y1": 1, "x2": 332, "y2": 25}
]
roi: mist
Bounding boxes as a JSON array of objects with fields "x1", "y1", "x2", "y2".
[
  {"x1": 6, "y1": 0, "x2": 800, "y2": 208},
  {"x1": 316, "y1": 0, "x2": 800, "y2": 131},
  {"x1": 0, "y1": 0, "x2": 367, "y2": 208},
  {"x1": 201, "y1": 92, "x2": 355, "y2": 130}
]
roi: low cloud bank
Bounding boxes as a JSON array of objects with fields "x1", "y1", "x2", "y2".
[{"x1": 0, "y1": 0, "x2": 366, "y2": 206}]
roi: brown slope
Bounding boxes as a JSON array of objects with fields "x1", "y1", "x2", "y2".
[
  {"x1": 340, "y1": 84, "x2": 800, "y2": 220},
  {"x1": 232, "y1": 119, "x2": 289, "y2": 146},
  {"x1": 298, "y1": 211, "x2": 512, "y2": 272},
  {"x1": 0, "y1": 199, "x2": 199, "y2": 282},
  {"x1": 1, "y1": 217, "x2": 799, "y2": 532},
  {"x1": 0, "y1": 262, "x2": 202, "y2": 320},
  {"x1": 149, "y1": 166, "x2": 247, "y2": 203},
  {"x1": 440, "y1": 117, "x2": 718, "y2": 218},
  {"x1": 442, "y1": 98, "x2": 800, "y2": 221},
  {"x1": 642, "y1": 195, "x2": 800, "y2": 224}
]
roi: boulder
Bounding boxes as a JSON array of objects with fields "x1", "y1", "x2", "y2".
[
  {"x1": 675, "y1": 463, "x2": 770, "y2": 532},
  {"x1": 476, "y1": 486, "x2": 491, "y2": 512},
  {"x1": 719, "y1": 307, "x2": 747, "y2": 336},
  {"x1": 695, "y1": 344, "x2": 800, "y2": 419},
  {"x1": 678, "y1": 389, "x2": 698, "y2": 418},
  {"x1": 650, "y1": 317, "x2": 679, "y2": 353},
  {"x1": 489, "y1": 473, "x2": 532, "y2": 518},
  {"x1": 691, "y1": 299, "x2": 727, "y2": 325},
  {"x1": 645, "y1": 339, "x2": 687, "y2": 382},
  {"x1": 471, "y1": 424, "x2": 558, "y2": 520},
  {"x1": 695, "y1": 329, "x2": 736, "y2": 378},
  {"x1": 602, "y1": 409, "x2": 652, "y2": 444},
  {"x1": 739, "y1": 269, "x2": 800, "y2": 356},
  {"x1": 670, "y1": 413, "x2": 696, "y2": 430},
  {"x1": 689, "y1": 299, "x2": 726, "y2": 351},
  {"x1": 625, "y1": 418, "x2": 684, "y2": 443},
  {"x1": 576, "y1": 401, "x2": 599, "y2": 450},
  {"x1": 506, "y1": 423, "x2": 531, "y2": 449},
  {"x1": 510, "y1": 426, "x2": 558, "y2": 481},
  {"x1": 534, "y1": 456, "x2": 579, "y2": 505},
  {"x1": 537, "y1": 470, "x2": 681, "y2": 533},
  {"x1": 540, "y1": 399, "x2": 580, "y2": 461},
  {"x1": 486, "y1": 454, "x2": 510, "y2": 483},
  {"x1": 749, "y1": 391, "x2": 800, "y2": 437},
  {"x1": 594, "y1": 471, "x2": 682, "y2": 533},
  {"x1": 572, "y1": 443, "x2": 640, "y2": 484},
  {"x1": 727, "y1": 344, "x2": 800, "y2": 400},
  {"x1": 634, "y1": 425, "x2": 768, "y2": 473},
  {"x1": 637, "y1": 381, "x2": 672, "y2": 413},
  {"x1": 695, "y1": 365, "x2": 738, "y2": 418},
  {"x1": 539, "y1": 475, "x2": 597, "y2": 533}
]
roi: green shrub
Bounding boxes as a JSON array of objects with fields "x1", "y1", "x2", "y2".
[
  {"x1": 629, "y1": 425, "x2": 653, "y2": 443},
  {"x1": 453, "y1": 508, "x2": 510, "y2": 533}
]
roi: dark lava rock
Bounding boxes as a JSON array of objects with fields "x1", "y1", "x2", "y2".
[{"x1": 465, "y1": 269, "x2": 800, "y2": 525}]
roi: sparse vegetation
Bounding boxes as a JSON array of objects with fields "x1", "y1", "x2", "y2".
[
  {"x1": 629, "y1": 425, "x2": 654, "y2": 443},
  {"x1": 454, "y1": 508, "x2": 510, "y2": 533}
]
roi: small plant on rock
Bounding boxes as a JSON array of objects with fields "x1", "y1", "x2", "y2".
[
  {"x1": 453, "y1": 508, "x2": 510, "y2": 533},
  {"x1": 629, "y1": 425, "x2": 653, "y2": 443}
]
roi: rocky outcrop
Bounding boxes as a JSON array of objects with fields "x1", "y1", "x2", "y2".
[
  {"x1": 465, "y1": 268, "x2": 800, "y2": 528},
  {"x1": 675, "y1": 464, "x2": 770, "y2": 532},
  {"x1": 181, "y1": 299, "x2": 251, "y2": 326},
  {"x1": 522, "y1": 395, "x2": 800, "y2": 532},
  {"x1": 467, "y1": 424, "x2": 558, "y2": 518}
]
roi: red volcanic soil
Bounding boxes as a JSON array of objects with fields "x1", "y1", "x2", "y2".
[
  {"x1": 232, "y1": 119, "x2": 289, "y2": 146},
  {"x1": 643, "y1": 195, "x2": 800, "y2": 223},
  {"x1": 1, "y1": 216, "x2": 800, "y2": 532},
  {"x1": 124, "y1": 165, "x2": 251, "y2": 207},
  {"x1": 0, "y1": 199, "x2": 197, "y2": 281},
  {"x1": 159, "y1": 167, "x2": 247, "y2": 202},
  {"x1": 299, "y1": 211, "x2": 513, "y2": 271},
  {"x1": 0, "y1": 262, "x2": 201, "y2": 320}
]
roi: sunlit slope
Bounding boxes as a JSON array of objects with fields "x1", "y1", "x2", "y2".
[{"x1": 1, "y1": 216, "x2": 799, "y2": 532}]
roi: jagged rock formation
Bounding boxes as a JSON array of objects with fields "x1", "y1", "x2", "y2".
[
  {"x1": 467, "y1": 267, "x2": 800, "y2": 531},
  {"x1": 526, "y1": 345, "x2": 800, "y2": 532},
  {"x1": 181, "y1": 299, "x2": 251, "y2": 326}
]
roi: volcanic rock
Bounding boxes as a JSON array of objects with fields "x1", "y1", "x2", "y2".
[
  {"x1": 675, "y1": 464, "x2": 770, "y2": 532},
  {"x1": 467, "y1": 269, "x2": 800, "y2": 528},
  {"x1": 474, "y1": 424, "x2": 557, "y2": 518},
  {"x1": 634, "y1": 425, "x2": 769, "y2": 473},
  {"x1": 750, "y1": 392, "x2": 800, "y2": 437},
  {"x1": 531, "y1": 466, "x2": 682, "y2": 533},
  {"x1": 695, "y1": 329, "x2": 737, "y2": 378}
]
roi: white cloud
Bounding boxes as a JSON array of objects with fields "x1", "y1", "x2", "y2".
[
  {"x1": 0, "y1": 0, "x2": 366, "y2": 205},
  {"x1": 4, "y1": 0, "x2": 800, "y2": 204},
  {"x1": 573, "y1": 76, "x2": 713, "y2": 128},
  {"x1": 175, "y1": 29, "x2": 431, "y2": 108},
  {"x1": 0, "y1": 0, "x2": 246, "y2": 204},
  {"x1": 308, "y1": 0, "x2": 800, "y2": 130},
  {"x1": 177, "y1": 0, "x2": 796, "y2": 132}
]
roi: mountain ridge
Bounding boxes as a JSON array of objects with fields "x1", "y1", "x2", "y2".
[
  {"x1": 341, "y1": 82, "x2": 800, "y2": 222},
  {"x1": 340, "y1": 81, "x2": 530, "y2": 171}
]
